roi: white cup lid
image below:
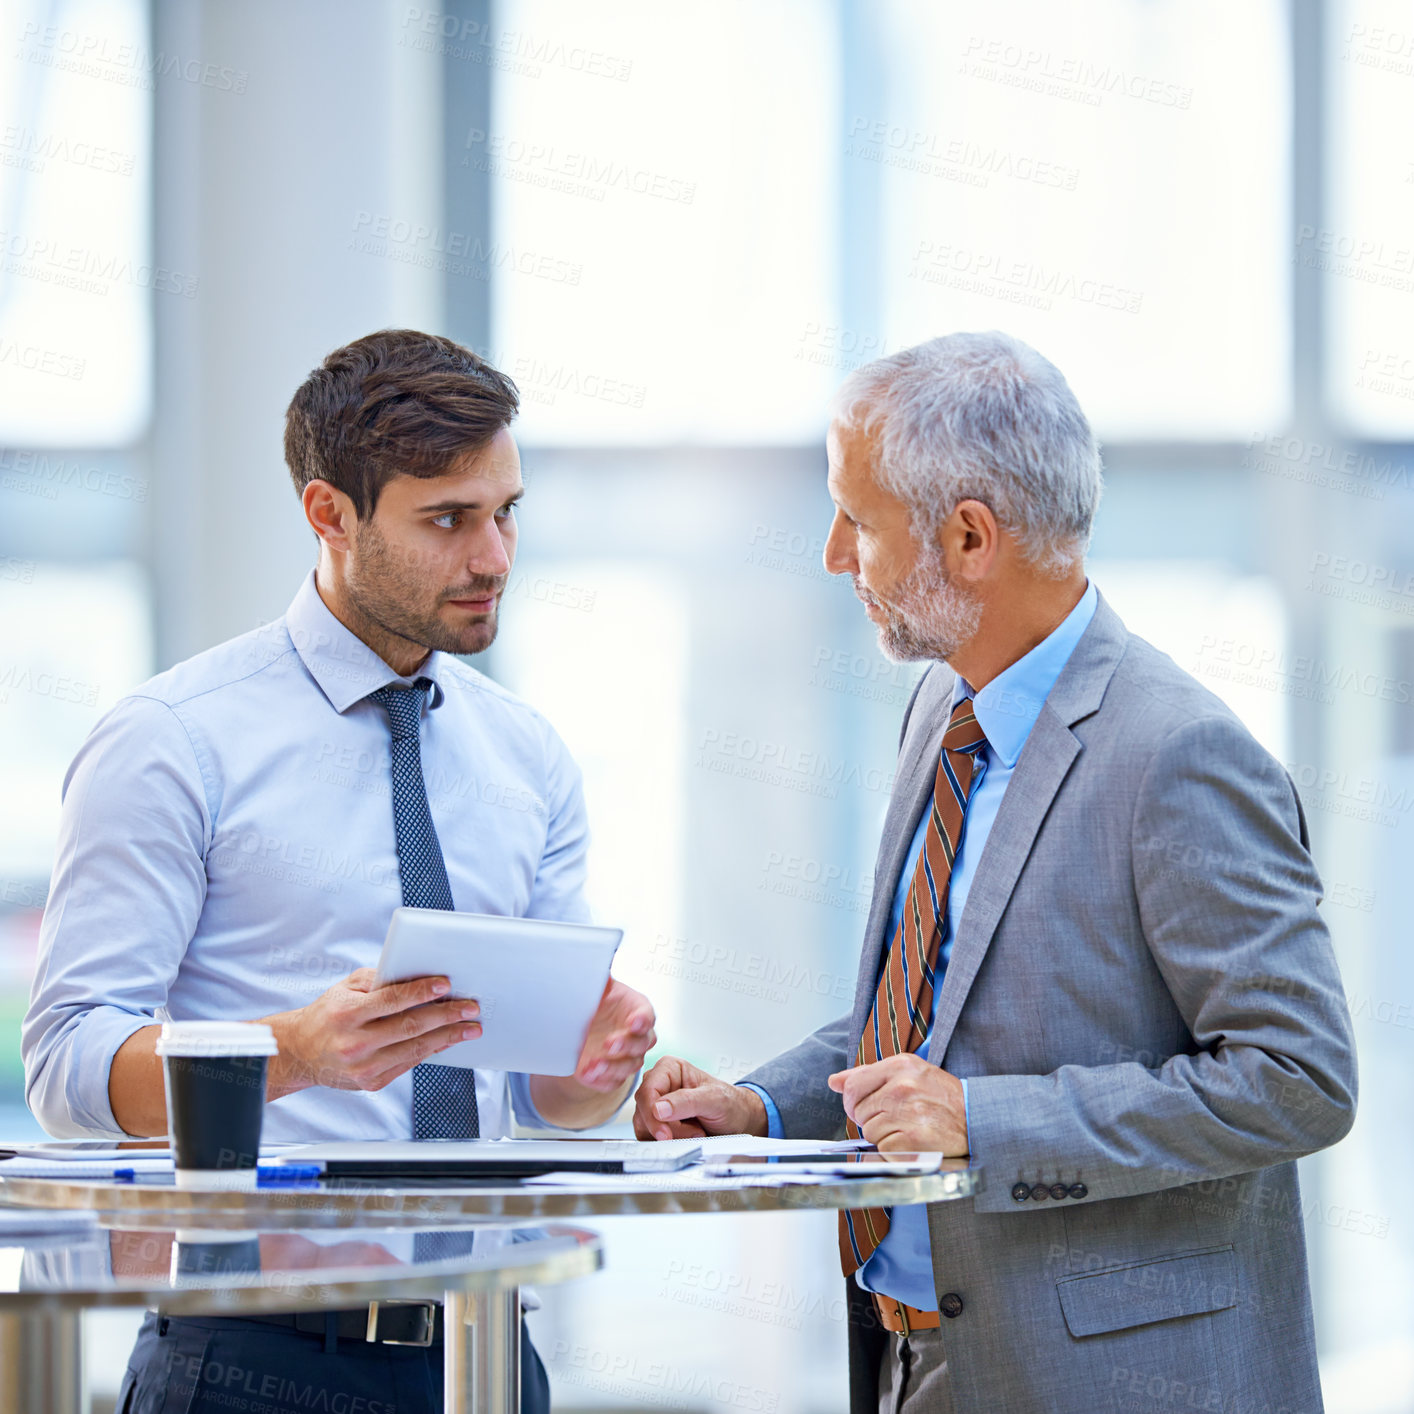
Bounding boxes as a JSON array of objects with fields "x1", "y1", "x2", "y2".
[{"x1": 155, "y1": 1021, "x2": 278, "y2": 1058}]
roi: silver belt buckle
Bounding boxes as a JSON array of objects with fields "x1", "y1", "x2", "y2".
[{"x1": 366, "y1": 1299, "x2": 437, "y2": 1346}]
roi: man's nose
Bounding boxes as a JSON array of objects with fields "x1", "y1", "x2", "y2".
[
  {"x1": 468, "y1": 519, "x2": 512, "y2": 578},
  {"x1": 823, "y1": 511, "x2": 856, "y2": 577}
]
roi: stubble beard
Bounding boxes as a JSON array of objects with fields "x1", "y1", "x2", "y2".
[
  {"x1": 861, "y1": 550, "x2": 983, "y2": 664},
  {"x1": 345, "y1": 519, "x2": 504, "y2": 659}
]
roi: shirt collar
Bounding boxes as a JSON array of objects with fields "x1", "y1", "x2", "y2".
[
  {"x1": 950, "y1": 579, "x2": 1099, "y2": 768},
  {"x1": 283, "y1": 569, "x2": 448, "y2": 715}
]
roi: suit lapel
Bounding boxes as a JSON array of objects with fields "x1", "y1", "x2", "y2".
[
  {"x1": 923, "y1": 591, "x2": 1130, "y2": 1064},
  {"x1": 925, "y1": 705, "x2": 1079, "y2": 1062}
]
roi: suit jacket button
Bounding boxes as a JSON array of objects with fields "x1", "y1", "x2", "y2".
[
  {"x1": 938, "y1": 1292, "x2": 964, "y2": 1319},
  {"x1": 1048, "y1": 1183, "x2": 1069, "y2": 1201},
  {"x1": 1030, "y1": 1183, "x2": 1050, "y2": 1202},
  {"x1": 1067, "y1": 1183, "x2": 1088, "y2": 1200},
  {"x1": 1011, "y1": 1182, "x2": 1031, "y2": 1202}
]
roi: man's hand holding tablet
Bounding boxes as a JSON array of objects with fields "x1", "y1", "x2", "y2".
[
  {"x1": 262, "y1": 969, "x2": 482, "y2": 1099},
  {"x1": 531, "y1": 976, "x2": 656, "y2": 1126},
  {"x1": 250, "y1": 912, "x2": 656, "y2": 1132},
  {"x1": 109, "y1": 969, "x2": 485, "y2": 1138},
  {"x1": 569, "y1": 977, "x2": 658, "y2": 1092},
  {"x1": 260, "y1": 963, "x2": 653, "y2": 1129}
]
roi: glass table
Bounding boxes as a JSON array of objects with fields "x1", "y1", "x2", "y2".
[
  {"x1": 0, "y1": 1216, "x2": 599, "y2": 1414},
  {"x1": 0, "y1": 1161, "x2": 981, "y2": 1412},
  {"x1": 0, "y1": 1161, "x2": 978, "y2": 1224}
]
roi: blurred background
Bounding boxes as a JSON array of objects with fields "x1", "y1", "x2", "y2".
[{"x1": 1, "y1": 0, "x2": 1411, "y2": 1409}]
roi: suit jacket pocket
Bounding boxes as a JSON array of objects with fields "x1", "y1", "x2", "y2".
[{"x1": 1056, "y1": 1245, "x2": 1237, "y2": 1338}]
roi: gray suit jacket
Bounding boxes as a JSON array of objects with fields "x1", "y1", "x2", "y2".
[{"x1": 743, "y1": 591, "x2": 1356, "y2": 1414}]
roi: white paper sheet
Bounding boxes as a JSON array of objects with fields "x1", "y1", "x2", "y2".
[{"x1": 521, "y1": 1168, "x2": 833, "y2": 1189}]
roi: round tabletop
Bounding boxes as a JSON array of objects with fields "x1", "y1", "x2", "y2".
[
  {"x1": 0, "y1": 1222, "x2": 601, "y2": 1316},
  {"x1": 0, "y1": 1163, "x2": 981, "y2": 1229}
]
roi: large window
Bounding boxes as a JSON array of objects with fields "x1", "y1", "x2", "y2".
[
  {"x1": 0, "y1": 0, "x2": 155, "y2": 1137},
  {"x1": 489, "y1": 0, "x2": 841, "y2": 443},
  {"x1": 0, "y1": 0, "x2": 153, "y2": 443},
  {"x1": 1325, "y1": 0, "x2": 1414, "y2": 436},
  {"x1": 867, "y1": 0, "x2": 1291, "y2": 439}
]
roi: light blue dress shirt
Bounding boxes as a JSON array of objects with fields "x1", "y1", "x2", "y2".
[
  {"x1": 23, "y1": 570, "x2": 589, "y2": 1141},
  {"x1": 744, "y1": 581, "x2": 1097, "y2": 1308}
]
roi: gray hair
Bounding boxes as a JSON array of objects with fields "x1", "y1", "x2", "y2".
[{"x1": 830, "y1": 331, "x2": 1102, "y2": 576}]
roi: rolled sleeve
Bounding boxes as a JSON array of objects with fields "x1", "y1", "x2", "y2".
[
  {"x1": 23, "y1": 696, "x2": 213, "y2": 1137},
  {"x1": 508, "y1": 1068, "x2": 644, "y2": 1133},
  {"x1": 509, "y1": 1071, "x2": 554, "y2": 1131},
  {"x1": 514, "y1": 720, "x2": 628, "y2": 1132},
  {"x1": 525, "y1": 718, "x2": 592, "y2": 925}
]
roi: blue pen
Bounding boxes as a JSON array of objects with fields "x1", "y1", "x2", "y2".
[
  {"x1": 256, "y1": 1165, "x2": 323, "y2": 1182},
  {"x1": 110, "y1": 1165, "x2": 324, "y2": 1183}
]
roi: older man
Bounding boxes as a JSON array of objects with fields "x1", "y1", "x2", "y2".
[{"x1": 635, "y1": 332, "x2": 1356, "y2": 1414}]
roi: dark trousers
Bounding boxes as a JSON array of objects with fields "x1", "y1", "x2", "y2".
[{"x1": 116, "y1": 1310, "x2": 551, "y2": 1414}]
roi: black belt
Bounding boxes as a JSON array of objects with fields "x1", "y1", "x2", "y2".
[{"x1": 233, "y1": 1300, "x2": 443, "y2": 1347}]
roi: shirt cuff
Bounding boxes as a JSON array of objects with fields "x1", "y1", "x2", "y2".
[
  {"x1": 736, "y1": 1082, "x2": 783, "y2": 1140},
  {"x1": 509, "y1": 1071, "x2": 554, "y2": 1130},
  {"x1": 33, "y1": 1008, "x2": 159, "y2": 1139},
  {"x1": 962, "y1": 1077, "x2": 972, "y2": 1155},
  {"x1": 508, "y1": 1068, "x2": 645, "y2": 1133}
]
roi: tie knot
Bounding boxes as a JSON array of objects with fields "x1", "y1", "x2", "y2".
[
  {"x1": 370, "y1": 678, "x2": 433, "y2": 740},
  {"x1": 943, "y1": 698, "x2": 987, "y2": 755}
]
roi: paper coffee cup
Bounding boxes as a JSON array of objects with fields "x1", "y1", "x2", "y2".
[{"x1": 156, "y1": 1022, "x2": 277, "y2": 1189}]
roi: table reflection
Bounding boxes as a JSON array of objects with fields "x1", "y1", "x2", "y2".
[{"x1": 11, "y1": 1224, "x2": 544, "y2": 1294}]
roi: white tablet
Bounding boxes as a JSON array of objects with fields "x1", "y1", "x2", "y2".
[{"x1": 373, "y1": 908, "x2": 623, "y2": 1077}]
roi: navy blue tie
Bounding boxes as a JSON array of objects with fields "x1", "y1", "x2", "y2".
[{"x1": 370, "y1": 678, "x2": 480, "y2": 1140}]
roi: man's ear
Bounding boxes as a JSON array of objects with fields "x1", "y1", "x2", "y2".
[
  {"x1": 943, "y1": 499, "x2": 1001, "y2": 582},
  {"x1": 302, "y1": 480, "x2": 357, "y2": 552}
]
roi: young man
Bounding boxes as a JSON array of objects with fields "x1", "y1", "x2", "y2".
[{"x1": 23, "y1": 329, "x2": 655, "y2": 1413}]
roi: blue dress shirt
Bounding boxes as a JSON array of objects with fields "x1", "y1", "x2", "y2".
[
  {"x1": 23, "y1": 570, "x2": 589, "y2": 1141},
  {"x1": 743, "y1": 581, "x2": 1097, "y2": 1308}
]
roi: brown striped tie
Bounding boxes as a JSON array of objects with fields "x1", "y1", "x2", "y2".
[{"x1": 839, "y1": 696, "x2": 987, "y2": 1274}]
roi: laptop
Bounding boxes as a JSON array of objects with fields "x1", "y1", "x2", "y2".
[{"x1": 271, "y1": 1139, "x2": 701, "y2": 1180}]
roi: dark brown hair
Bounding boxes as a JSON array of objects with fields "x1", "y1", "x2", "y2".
[{"x1": 284, "y1": 329, "x2": 520, "y2": 519}]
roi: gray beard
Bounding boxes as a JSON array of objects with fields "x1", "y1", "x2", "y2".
[{"x1": 866, "y1": 552, "x2": 982, "y2": 664}]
